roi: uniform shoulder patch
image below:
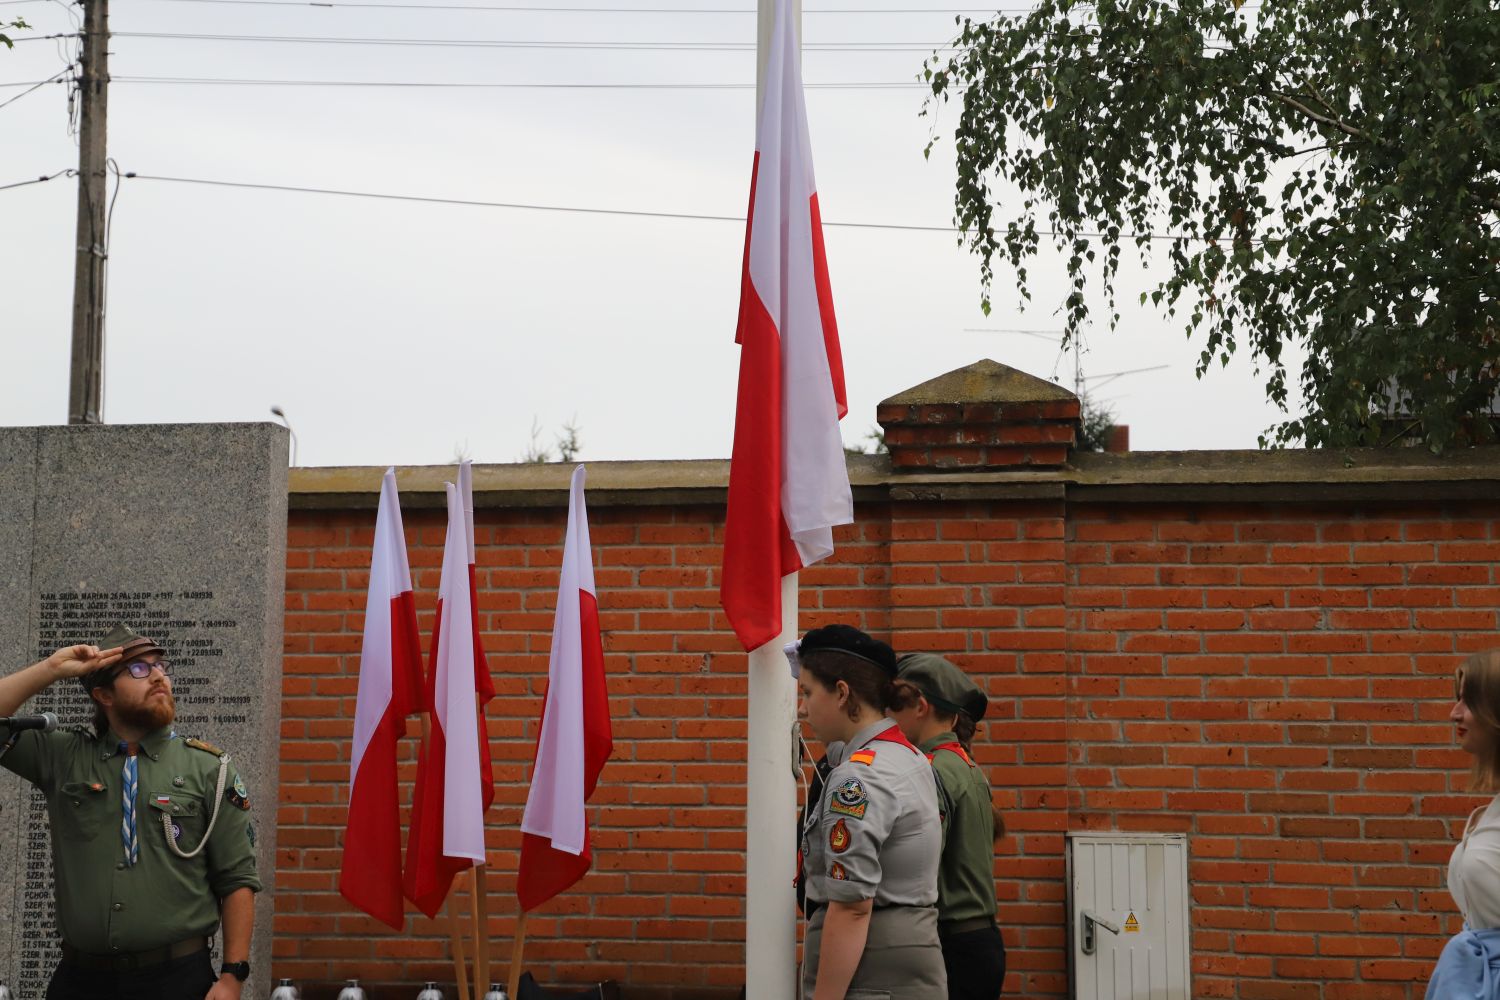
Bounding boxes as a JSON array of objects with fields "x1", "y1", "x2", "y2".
[
  {"x1": 828, "y1": 777, "x2": 868, "y2": 820},
  {"x1": 848, "y1": 749, "x2": 876, "y2": 766},
  {"x1": 829, "y1": 861, "x2": 848, "y2": 881},
  {"x1": 226, "y1": 774, "x2": 251, "y2": 812},
  {"x1": 184, "y1": 737, "x2": 226, "y2": 758}
]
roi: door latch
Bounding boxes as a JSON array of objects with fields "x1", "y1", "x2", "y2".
[{"x1": 1080, "y1": 910, "x2": 1121, "y2": 956}]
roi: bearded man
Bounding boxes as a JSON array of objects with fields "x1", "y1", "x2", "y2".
[{"x1": 0, "y1": 624, "x2": 260, "y2": 1000}]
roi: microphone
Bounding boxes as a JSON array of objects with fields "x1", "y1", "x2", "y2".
[{"x1": 0, "y1": 713, "x2": 58, "y2": 732}]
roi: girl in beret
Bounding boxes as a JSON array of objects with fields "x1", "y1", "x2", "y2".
[{"x1": 791, "y1": 625, "x2": 947, "y2": 999}]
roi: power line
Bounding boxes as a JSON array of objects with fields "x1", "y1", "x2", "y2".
[
  {"x1": 0, "y1": 65, "x2": 71, "y2": 110},
  {"x1": 0, "y1": 168, "x2": 74, "y2": 192},
  {"x1": 142, "y1": 0, "x2": 1026, "y2": 11},
  {"x1": 121, "y1": 171, "x2": 1223, "y2": 242},
  {"x1": 109, "y1": 30, "x2": 957, "y2": 49},
  {"x1": 95, "y1": 74, "x2": 930, "y2": 89}
]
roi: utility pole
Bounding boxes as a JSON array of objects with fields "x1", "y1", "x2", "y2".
[{"x1": 68, "y1": 0, "x2": 108, "y2": 425}]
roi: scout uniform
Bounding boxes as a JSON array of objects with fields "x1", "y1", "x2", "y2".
[
  {"x1": 800, "y1": 718, "x2": 947, "y2": 999},
  {"x1": 897, "y1": 653, "x2": 1005, "y2": 1000},
  {"x1": 0, "y1": 625, "x2": 259, "y2": 998}
]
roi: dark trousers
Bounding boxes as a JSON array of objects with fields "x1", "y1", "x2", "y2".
[
  {"x1": 47, "y1": 950, "x2": 216, "y2": 1000},
  {"x1": 940, "y1": 921, "x2": 1007, "y2": 1000}
]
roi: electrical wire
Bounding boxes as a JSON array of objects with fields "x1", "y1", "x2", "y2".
[
  {"x1": 111, "y1": 0, "x2": 1265, "y2": 12},
  {"x1": 143, "y1": 0, "x2": 1040, "y2": 11},
  {"x1": 109, "y1": 30, "x2": 958, "y2": 49},
  {"x1": 0, "y1": 168, "x2": 75, "y2": 192},
  {"x1": 0, "y1": 63, "x2": 70, "y2": 109},
  {"x1": 122, "y1": 171, "x2": 1230, "y2": 242},
  {"x1": 103, "y1": 74, "x2": 930, "y2": 89}
]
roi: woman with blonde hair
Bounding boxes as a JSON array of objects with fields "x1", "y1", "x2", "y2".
[{"x1": 1427, "y1": 649, "x2": 1500, "y2": 998}]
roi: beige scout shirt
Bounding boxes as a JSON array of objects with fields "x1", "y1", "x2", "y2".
[
  {"x1": 0, "y1": 724, "x2": 261, "y2": 953},
  {"x1": 802, "y1": 719, "x2": 941, "y2": 907}
]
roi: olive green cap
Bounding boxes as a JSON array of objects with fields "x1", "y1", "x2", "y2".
[
  {"x1": 81, "y1": 623, "x2": 164, "y2": 691},
  {"x1": 896, "y1": 652, "x2": 987, "y2": 721}
]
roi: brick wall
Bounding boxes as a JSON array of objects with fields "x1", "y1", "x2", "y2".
[{"x1": 274, "y1": 478, "x2": 1496, "y2": 1000}]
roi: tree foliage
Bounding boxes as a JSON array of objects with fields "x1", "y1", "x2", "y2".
[
  {"x1": 925, "y1": 0, "x2": 1500, "y2": 450},
  {"x1": 1, "y1": 17, "x2": 28, "y2": 48}
]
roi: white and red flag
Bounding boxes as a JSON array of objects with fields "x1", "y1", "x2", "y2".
[
  {"x1": 403, "y1": 475, "x2": 489, "y2": 918},
  {"x1": 459, "y1": 461, "x2": 497, "y2": 811},
  {"x1": 517, "y1": 464, "x2": 613, "y2": 911},
  {"x1": 720, "y1": 0, "x2": 853, "y2": 653},
  {"x1": 339, "y1": 467, "x2": 425, "y2": 930}
]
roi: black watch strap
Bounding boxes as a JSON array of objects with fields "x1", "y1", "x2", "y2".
[{"x1": 220, "y1": 960, "x2": 250, "y2": 982}]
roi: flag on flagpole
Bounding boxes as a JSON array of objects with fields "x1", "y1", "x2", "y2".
[
  {"x1": 339, "y1": 468, "x2": 425, "y2": 930},
  {"x1": 403, "y1": 479, "x2": 488, "y2": 918},
  {"x1": 720, "y1": 0, "x2": 853, "y2": 653},
  {"x1": 517, "y1": 464, "x2": 613, "y2": 912},
  {"x1": 459, "y1": 461, "x2": 496, "y2": 813}
]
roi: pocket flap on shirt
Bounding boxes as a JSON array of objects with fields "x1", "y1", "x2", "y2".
[
  {"x1": 59, "y1": 780, "x2": 107, "y2": 802},
  {"x1": 146, "y1": 794, "x2": 200, "y2": 817}
]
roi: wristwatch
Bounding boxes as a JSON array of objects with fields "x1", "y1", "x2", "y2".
[{"x1": 220, "y1": 960, "x2": 251, "y2": 982}]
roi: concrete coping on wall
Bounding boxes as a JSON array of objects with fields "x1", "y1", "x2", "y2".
[{"x1": 287, "y1": 445, "x2": 1500, "y2": 510}]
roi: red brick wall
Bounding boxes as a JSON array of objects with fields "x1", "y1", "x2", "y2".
[{"x1": 275, "y1": 493, "x2": 1493, "y2": 1000}]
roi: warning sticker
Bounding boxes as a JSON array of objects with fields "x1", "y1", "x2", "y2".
[{"x1": 1124, "y1": 912, "x2": 1140, "y2": 933}]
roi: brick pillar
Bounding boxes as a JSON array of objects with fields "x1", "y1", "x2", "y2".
[{"x1": 876, "y1": 359, "x2": 1081, "y2": 471}]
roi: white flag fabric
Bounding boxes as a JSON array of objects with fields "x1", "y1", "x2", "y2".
[
  {"x1": 517, "y1": 465, "x2": 613, "y2": 910},
  {"x1": 436, "y1": 480, "x2": 485, "y2": 862}
]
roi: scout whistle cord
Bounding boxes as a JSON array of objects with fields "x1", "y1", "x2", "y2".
[{"x1": 161, "y1": 753, "x2": 230, "y2": 859}]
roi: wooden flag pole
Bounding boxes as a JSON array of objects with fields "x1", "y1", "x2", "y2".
[
  {"x1": 507, "y1": 910, "x2": 529, "y2": 1000},
  {"x1": 447, "y1": 880, "x2": 473, "y2": 1000},
  {"x1": 471, "y1": 865, "x2": 489, "y2": 997}
]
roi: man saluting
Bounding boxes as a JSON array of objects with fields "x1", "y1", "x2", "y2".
[{"x1": 0, "y1": 624, "x2": 260, "y2": 1000}]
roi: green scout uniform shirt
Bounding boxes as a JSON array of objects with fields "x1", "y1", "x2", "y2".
[
  {"x1": 922, "y1": 731, "x2": 998, "y2": 926},
  {"x1": 0, "y1": 724, "x2": 261, "y2": 953}
]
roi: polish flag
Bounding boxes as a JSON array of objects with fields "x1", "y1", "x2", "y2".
[
  {"x1": 339, "y1": 468, "x2": 424, "y2": 930},
  {"x1": 403, "y1": 478, "x2": 488, "y2": 918},
  {"x1": 459, "y1": 461, "x2": 496, "y2": 812},
  {"x1": 517, "y1": 465, "x2": 613, "y2": 912},
  {"x1": 720, "y1": 0, "x2": 852, "y2": 653}
]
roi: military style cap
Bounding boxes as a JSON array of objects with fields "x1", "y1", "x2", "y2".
[
  {"x1": 81, "y1": 623, "x2": 164, "y2": 690},
  {"x1": 796, "y1": 624, "x2": 898, "y2": 679},
  {"x1": 896, "y1": 652, "x2": 987, "y2": 721}
]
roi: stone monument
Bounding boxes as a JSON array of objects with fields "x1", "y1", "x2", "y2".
[{"x1": 0, "y1": 423, "x2": 288, "y2": 999}]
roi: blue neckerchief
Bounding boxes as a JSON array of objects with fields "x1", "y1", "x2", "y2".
[{"x1": 1427, "y1": 927, "x2": 1500, "y2": 999}]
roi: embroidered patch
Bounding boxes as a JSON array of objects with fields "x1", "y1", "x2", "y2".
[
  {"x1": 829, "y1": 819, "x2": 851, "y2": 853},
  {"x1": 154, "y1": 794, "x2": 172, "y2": 806},
  {"x1": 829, "y1": 862, "x2": 848, "y2": 881},
  {"x1": 801, "y1": 837, "x2": 810, "y2": 859},
  {"x1": 226, "y1": 775, "x2": 251, "y2": 812},
  {"x1": 829, "y1": 778, "x2": 868, "y2": 820},
  {"x1": 171, "y1": 823, "x2": 182, "y2": 840},
  {"x1": 848, "y1": 749, "x2": 876, "y2": 766}
]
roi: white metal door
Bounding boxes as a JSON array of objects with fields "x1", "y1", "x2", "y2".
[{"x1": 1067, "y1": 833, "x2": 1191, "y2": 1000}]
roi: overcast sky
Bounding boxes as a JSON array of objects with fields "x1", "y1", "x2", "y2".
[{"x1": 2, "y1": 0, "x2": 1301, "y2": 467}]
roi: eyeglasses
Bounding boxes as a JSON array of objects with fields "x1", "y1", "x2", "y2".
[{"x1": 120, "y1": 659, "x2": 172, "y2": 680}]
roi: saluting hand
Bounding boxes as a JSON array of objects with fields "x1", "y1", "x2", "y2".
[{"x1": 44, "y1": 644, "x2": 123, "y2": 679}]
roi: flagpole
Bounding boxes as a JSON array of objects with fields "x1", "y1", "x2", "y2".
[
  {"x1": 470, "y1": 865, "x2": 488, "y2": 997},
  {"x1": 508, "y1": 910, "x2": 529, "y2": 999},
  {"x1": 744, "y1": 572, "x2": 798, "y2": 1000}
]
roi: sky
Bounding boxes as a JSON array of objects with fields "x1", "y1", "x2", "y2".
[{"x1": 1, "y1": 0, "x2": 1301, "y2": 467}]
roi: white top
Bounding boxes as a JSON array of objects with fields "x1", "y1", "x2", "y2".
[{"x1": 1448, "y1": 794, "x2": 1500, "y2": 929}]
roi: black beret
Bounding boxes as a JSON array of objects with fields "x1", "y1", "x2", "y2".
[{"x1": 798, "y1": 624, "x2": 897, "y2": 679}]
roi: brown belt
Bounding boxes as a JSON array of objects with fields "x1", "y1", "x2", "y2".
[{"x1": 60, "y1": 936, "x2": 211, "y2": 973}]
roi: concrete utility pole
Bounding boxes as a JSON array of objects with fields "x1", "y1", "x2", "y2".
[
  {"x1": 744, "y1": 4, "x2": 802, "y2": 999},
  {"x1": 68, "y1": 0, "x2": 109, "y2": 425}
]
